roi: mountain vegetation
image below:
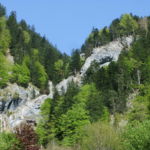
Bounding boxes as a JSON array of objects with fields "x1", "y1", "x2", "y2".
[
  {"x1": 0, "y1": 3, "x2": 72, "y2": 92},
  {"x1": 0, "y1": 3, "x2": 150, "y2": 150}
]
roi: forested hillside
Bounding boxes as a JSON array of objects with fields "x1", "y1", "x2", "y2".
[
  {"x1": 34, "y1": 14, "x2": 150, "y2": 150},
  {"x1": 0, "y1": 3, "x2": 71, "y2": 92},
  {"x1": 0, "y1": 3, "x2": 150, "y2": 150}
]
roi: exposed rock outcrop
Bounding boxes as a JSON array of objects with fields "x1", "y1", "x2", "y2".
[
  {"x1": 56, "y1": 73, "x2": 81, "y2": 94},
  {"x1": 0, "y1": 36, "x2": 133, "y2": 129},
  {"x1": 56, "y1": 36, "x2": 133, "y2": 94},
  {"x1": 0, "y1": 81, "x2": 54, "y2": 130},
  {"x1": 0, "y1": 83, "x2": 40, "y2": 112},
  {"x1": 80, "y1": 36, "x2": 133, "y2": 75}
]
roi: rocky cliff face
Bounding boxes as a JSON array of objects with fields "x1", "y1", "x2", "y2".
[
  {"x1": 56, "y1": 36, "x2": 133, "y2": 94},
  {"x1": 0, "y1": 36, "x2": 133, "y2": 130},
  {"x1": 0, "y1": 81, "x2": 54, "y2": 130},
  {"x1": 80, "y1": 36, "x2": 133, "y2": 75}
]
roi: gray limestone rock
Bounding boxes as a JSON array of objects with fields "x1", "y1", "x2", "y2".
[
  {"x1": 0, "y1": 81, "x2": 54, "y2": 129},
  {"x1": 0, "y1": 36, "x2": 133, "y2": 129}
]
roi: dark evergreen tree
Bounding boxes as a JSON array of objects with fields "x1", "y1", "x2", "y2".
[
  {"x1": 7, "y1": 11, "x2": 18, "y2": 48},
  {"x1": 0, "y1": 4, "x2": 6, "y2": 17},
  {"x1": 70, "y1": 49, "x2": 81, "y2": 74}
]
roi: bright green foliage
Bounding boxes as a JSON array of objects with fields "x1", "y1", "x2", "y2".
[
  {"x1": 0, "y1": 3, "x2": 149, "y2": 149},
  {"x1": 57, "y1": 104, "x2": 90, "y2": 146},
  {"x1": 50, "y1": 83, "x2": 80, "y2": 141},
  {"x1": 36, "y1": 121, "x2": 49, "y2": 146},
  {"x1": 81, "y1": 14, "x2": 140, "y2": 58},
  {"x1": 123, "y1": 120, "x2": 150, "y2": 150},
  {"x1": 6, "y1": 7, "x2": 67, "y2": 84},
  {"x1": 128, "y1": 98, "x2": 149, "y2": 122},
  {"x1": 120, "y1": 14, "x2": 139, "y2": 35},
  {"x1": 28, "y1": 49, "x2": 48, "y2": 90},
  {"x1": 127, "y1": 85, "x2": 150, "y2": 122},
  {"x1": 54, "y1": 59, "x2": 64, "y2": 73},
  {"x1": 41, "y1": 98, "x2": 52, "y2": 121},
  {"x1": 54, "y1": 59, "x2": 64, "y2": 82},
  {"x1": 75, "y1": 84, "x2": 104, "y2": 122},
  {"x1": 81, "y1": 122, "x2": 122, "y2": 150},
  {"x1": 22, "y1": 55, "x2": 30, "y2": 67},
  {"x1": 85, "y1": 60, "x2": 131, "y2": 113},
  {"x1": 84, "y1": 40, "x2": 150, "y2": 113},
  {"x1": 0, "y1": 17, "x2": 11, "y2": 54},
  {"x1": 120, "y1": 55, "x2": 138, "y2": 74},
  {"x1": 74, "y1": 84, "x2": 94, "y2": 105},
  {"x1": 0, "y1": 52, "x2": 10, "y2": 88},
  {"x1": 118, "y1": 50, "x2": 140, "y2": 87},
  {"x1": 0, "y1": 132, "x2": 21, "y2": 150},
  {"x1": 86, "y1": 89, "x2": 103, "y2": 122},
  {"x1": 28, "y1": 49, "x2": 48, "y2": 89},
  {"x1": 36, "y1": 98, "x2": 52, "y2": 146},
  {"x1": 37, "y1": 94, "x2": 90, "y2": 147},
  {"x1": 37, "y1": 83, "x2": 104, "y2": 147},
  {"x1": 32, "y1": 49, "x2": 39, "y2": 61},
  {"x1": 32, "y1": 61, "x2": 48, "y2": 90},
  {"x1": 56, "y1": 81, "x2": 80, "y2": 115},
  {"x1": 54, "y1": 55, "x2": 70, "y2": 81},
  {"x1": 22, "y1": 30, "x2": 30, "y2": 44},
  {"x1": 48, "y1": 84, "x2": 104, "y2": 146},
  {"x1": 36, "y1": 82, "x2": 80, "y2": 147},
  {"x1": 132, "y1": 33, "x2": 150, "y2": 84},
  {"x1": 100, "y1": 107, "x2": 110, "y2": 122},
  {"x1": 12, "y1": 63, "x2": 30, "y2": 87}
]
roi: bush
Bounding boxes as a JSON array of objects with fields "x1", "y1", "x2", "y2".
[
  {"x1": 36, "y1": 98, "x2": 52, "y2": 146},
  {"x1": 80, "y1": 122, "x2": 122, "y2": 150},
  {"x1": 122, "y1": 120, "x2": 150, "y2": 150},
  {"x1": 31, "y1": 61, "x2": 48, "y2": 91},
  {"x1": 12, "y1": 63, "x2": 30, "y2": 87},
  {"x1": 0, "y1": 132, "x2": 21, "y2": 150},
  {"x1": 15, "y1": 123, "x2": 40, "y2": 150}
]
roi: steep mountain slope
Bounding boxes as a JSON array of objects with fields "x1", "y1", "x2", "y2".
[
  {"x1": 56, "y1": 36, "x2": 133, "y2": 93},
  {"x1": 0, "y1": 4, "x2": 150, "y2": 149},
  {"x1": 0, "y1": 36, "x2": 133, "y2": 129}
]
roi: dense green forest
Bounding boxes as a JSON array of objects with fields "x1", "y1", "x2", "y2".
[
  {"x1": 0, "y1": 3, "x2": 150, "y2": 150},
  {"x1": 0, "y1": 3, "x2": 72, "y2": 92}
]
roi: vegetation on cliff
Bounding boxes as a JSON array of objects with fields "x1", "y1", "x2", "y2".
[{"x1": 0, "y1": 3, "x2": 150, "y2": 150}]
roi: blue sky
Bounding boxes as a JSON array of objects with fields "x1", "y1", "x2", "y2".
[{"x1": 0, "y1": 0, "x2": 149, "y2": 54}]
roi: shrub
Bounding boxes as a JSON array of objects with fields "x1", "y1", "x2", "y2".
[
  {"x1": 80, "y1": 122, "x2": 122, "y2": 150},
  {"x1": 122, "y1": 120, "x2": 150, "y2": 150},
  {"x1": 12, "y1": 63, "x2": 30, "y2": 87},
  {"x1": 43, "y1": 140, "x2": 74, "y2": 150},
  {"x1": 0, "y1": 132, "x2": 21, "y2": 150},
  {"x1": 15, "y1": 123, "x2": 40, "y2": 150}
]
